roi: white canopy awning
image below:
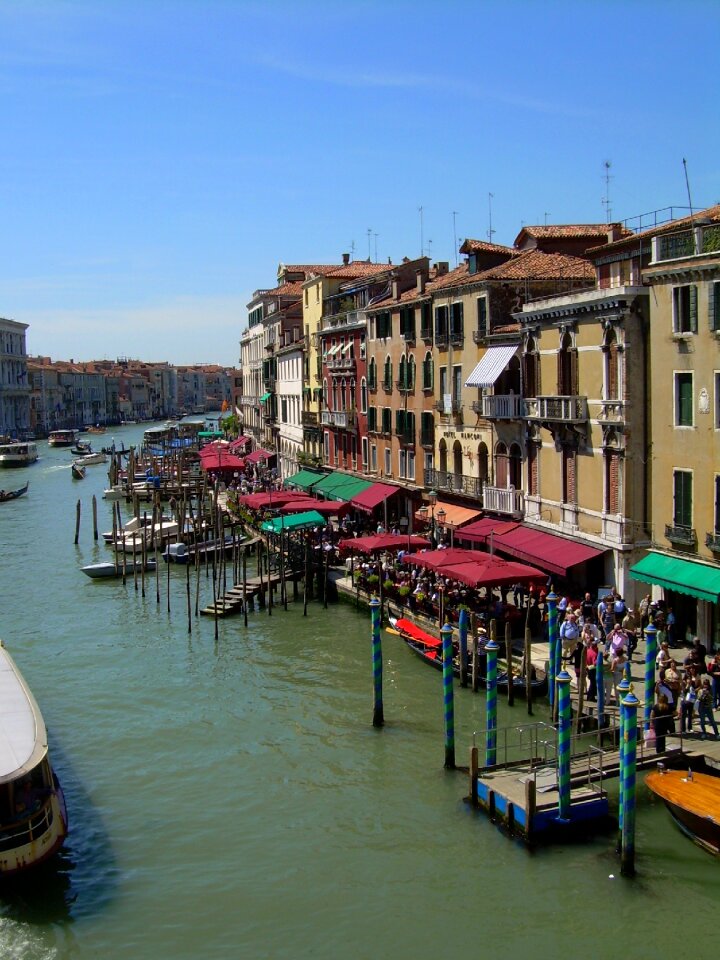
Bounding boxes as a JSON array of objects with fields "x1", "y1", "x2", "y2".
[
  {"x1": 465, "y1": 344, "x2": 520, "y2": 388},
  {"x1": 326, "y1": 343, "x2": 342, "y2": 357}
]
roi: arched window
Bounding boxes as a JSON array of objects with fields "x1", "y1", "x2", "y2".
[
  {"x1": 360, "y1": 377, "x2": 367, "y2": 413},
  {"x1": 383, "y1": 355, "x2": 393, "y2": 391},
  {"x1": 523, "y1": 336, "x2": 539, "y2": 397},
  {"x1": 368, "y1": 357, "x2": 377, "y2": 391},
  {"x1": 477, "y1": 442, "x2": 489, "y2": 482},
  {"x1": 340, "y1": 378, "x2": 347, "y2": 411},
  {"x1": 453, "y1": 440, "x2": 463, "y2": 479},
  {"x1": 509, "y1": 443, "x2": 522, "y2": 489},
  {"x1": 558, "y1": 332, "x2": 578, "y2": 396},
  {"x1": 323, "y1": 378, "x2": 328, "y2": 408},
  {"x1": 439, "y1": 438, "x2": 447, "y2": 474},
  {"x1": 422, "y1": 351, "x2": 433, "y2": 391},
  {"x1": 332, "y1": 380, "x2": 338, "y2": 411},
  {"x1": 495, "y1": 442, "x2": 509, "y2": 488},
  {"x1": 398, "y1": 355, "x2": 407, "y2": 390},
  {"x1": 408, "y1": 355, "x2": 416, "y2": 391},
  {"x1": 604, "y1": 327, "x2": 620, "y2": 401}
]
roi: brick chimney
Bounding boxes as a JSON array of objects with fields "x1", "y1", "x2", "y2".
[
  {"x1": 607, "y1": 223, "x2": 624, "y2": 243},
  {"x1": 435, "y1": 262, "x2": 449, "y2": 276},
  {"x1": 392, "y1": 275, "x2": 400, "y2": 300},
  {"x1": 342, "y1": 252, "x2": 350, "y2": 265},
  {"x1": 416, "y1": 270, "x2": 426, "y2": 294}
]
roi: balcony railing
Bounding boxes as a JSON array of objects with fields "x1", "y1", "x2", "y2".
[
  {"x1": 434, "y1": 398, "x2": 462, "y2": 416},
  {"x1": 450, "y1": 331, "x2": 464, "y2": 347},
  {"x1": 526, "y1": 396, "x2": 588, "y2": 422},
  {"x1": 473, "y1": 395, "x2": 526, "y2": 419},
  {"x1": 482, "y1": 485, "x2": 524, "y2": 517},
  {"x1": 420, "y1": 327, "x2": 433, "y2": 342},
  {"x1": 435, "y1": 332, "x2": 449, "y2": 347},
  {"x1": 327, "y1": 357, "x2": 356, "y2": 372},
  {"x1": 424, "y1": 468, "x2": 482, "y2": 500},
  {"x1": 665, "y1": 523, "x2": 697, "y2": 548},
  {"x1": 401, "y1": 330, "x2": 416, "y2": 342},
  {"x1": 472, "y1": 329, "x2": 487, "y2": 344},
  {"x1": 420, "y1": 431, "x2": 434, "y2": 448},
  {"x1": 320, "y1": 410, "x2": 356, "y2": 429},
  {"x1": 263, "y1": 376, "x2": 276, "y2": 390},
  {"x1": 706, "y1": 532, "x2": 720, "y2": 552},
  {"x1": 653, "y1": 223, "x2": 720, "y2": 263},
  {"x1": 395, "y1": 379, "x2": 413, "y2": 393}
]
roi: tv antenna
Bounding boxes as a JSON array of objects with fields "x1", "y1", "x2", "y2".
[
  {"x1": 367, "y1": 228, "x2": 372, "y2": 261},
  {"x1": 487, "y1": 193, "x2": 495, "y2": 242},
  {"x1": 418, "y1": 206, "x2": 424, "y2": 256},
  {"x1": 601, "y1": 160, "x2": 613, "y2": 222},
  {"x1": 452, "y1": 211, "x2": 459, "y2": 265},
  {"x1": 374, "y1": 233, "x2": 379, "y2": 263}
]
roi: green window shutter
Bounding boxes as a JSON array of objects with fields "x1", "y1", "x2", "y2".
[
  {"x1": 711, "y1": 281, "x2": 720, "y2": 332},
  {"x1": 678, "y1": 375, "x2": 693, "y2": 425},
  {"x1": 674, "y1": 471, "x2": 692, "y2": 527},
  {"x1": 690, "y1": 285, "x2": 698, "y2": 333},
  {"x1": 409, "y1": 357, "x2": 415, "y2": 390},
  {"x1": 407, "y1": 412, "x2": 415, "y2": 441}
]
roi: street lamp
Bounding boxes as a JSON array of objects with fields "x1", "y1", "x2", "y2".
[
  {"x1": 426, "y1": 489, "x2": 438, "y2": 546},
  {"x1": 436, "y1": 506, "x2": 447, "y2": 546}
]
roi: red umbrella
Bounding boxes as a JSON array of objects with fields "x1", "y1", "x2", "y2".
[
  {"x1": 403, "y1": 547, "x2": 480, "y2": 572},
  {"x1": 431, "y1": 557, "x2": 544, "y2": 588},
  {"x1": 279, "y1": 499, "x2": 349, "y2": 517},
  {"x1": 199, "y1": 452, "x2": 246, "y2": 471},
  {"x1": 338, "y1": 534, "x2": 430, "y2": 555},
  {"x1": 238, "y1": 491, "x2": 309, "y2": 510}
]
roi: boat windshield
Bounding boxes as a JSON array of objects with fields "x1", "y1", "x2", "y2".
[{"x1": 0, "y1": 759, "x2": 52, "y2": 828}]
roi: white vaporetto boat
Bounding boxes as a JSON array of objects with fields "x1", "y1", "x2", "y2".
[
  {"x1": 48, "y1": 429, "x2": 79, "y2": 447},
  {"x1": 0, "y1": 642, "x2": 68, "y2": 874},
  {"x1": 0, "y1": 442, "x2": 39, "y2": 468}
]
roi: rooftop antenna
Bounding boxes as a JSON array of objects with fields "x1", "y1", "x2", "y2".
[
  {"x1": 350, "y1": 240, "x2": 355, "y2": 261},
  {"x1": 367, "y1": 228, "x2": 372, "y2": 261},
  {"x1": 601, "y1": 160, "x2": 613, "y2": 222},
  {"x1": 487, "y1": 193, "x2": 495, "y2": 242},
  {"x1": 544, "y1": 212, "x2": 550, "y2": 226},
  {"x1": 418, "y1": 206, "x2": 424, "y2": 257},
  {"x1": 452, "y1": 211, "x2": 459, "y2": 266},
  {"x1": 374, "y1": 232, "x2": 379, "y2": 263},
  {"x1": 427, "y1": 238, "x2": 433, "y2": 260},
  {"x1": 683, "y1": 158, "x2": 697, "y2": 253}
]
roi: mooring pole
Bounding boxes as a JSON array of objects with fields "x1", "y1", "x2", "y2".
[
  {"x1": 441, "y1": 622, "x2": 456, "y2": 769},
  {"x1": 643, "y1": 622, "x2": 658, "y2": 735},
  {"x1": 485, "y1": 638, "x2": 499, "y2": 767},
  {"x1": 74, "y1": 499, "x2": 81, "y2": 545},
  {"x1": 92, "y1": 495, "x2": 98, "y2": 541},
  {"x1": 458, "y1": 608, "x2": 469, "y2": 688},
  {"x1": 616, "y1": 675, "x2": 631, "y2": 849},
  {"x1": 370, "y1": 597, "x2": 384, "y2": 728},
  {"x1": 556, "y1": 669, "x2": 572, "y2": 821},
  {"x1": 620, "y1": 690, "x2": 640, "y2": 878},
  {"x1": 547, "y1": 590, "x2": 558, "y2": 714},
  {"x1": 525, "y1": 626, "x2": 533, "y2": 715}
]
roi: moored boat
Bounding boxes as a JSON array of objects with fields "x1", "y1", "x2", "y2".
[
  {"x1": 81, "y1": 558, "x2": 158, "y2": 579},
  {"x1": 0, "y1": 441, "x2": 38, "y2": 467},
  {"x1": 48, "y1": 429, "x2": 79, "y2": 448},
  {"x1": 86, "y1": 425, "x2": 106, "y2": 434},
  {"x1": 645, "y1": 768, "x2": 720, "y2": 855},
  {"x1": 0, "y1": 641, "x2": 68, "y2": 873},
  {"x1": 0, "y1": 482, "x2": 29, "y2": 502}
]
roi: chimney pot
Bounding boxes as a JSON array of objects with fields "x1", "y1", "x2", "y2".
[
  {"x1": 392, "y1": 278, "x2": 400, "y2": 300},
  {"x1": 342, "y1": 252, "x2": 350, "y2": 265}
]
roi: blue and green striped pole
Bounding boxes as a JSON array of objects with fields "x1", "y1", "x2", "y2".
[
  {"x1": 370, "y1": 597, "x2": 384, "y2": 728},
  {"x1": 485, "y1": 638, "x2": 500, "y2": 767},
  {"x1": 643, "y1": 622, "x2": 658, "y2": 734},
  {"x1": 556, "y1": 670, "x2": 572, "y2": 821},
  {"x1": 616, "y1": 675, "x2": 631, "y2": 840},
  {"x1": 458, "y1": 608, "x2": 469, "y2": 688},
  {"x1": 620, "y1": 689, "x2": 640, "y2": 877},
  {"x1": 441, "y1": 622, "x2": 456, "y2": 769},
  {"x1": 547, "y1": 590, "x2": 558, "y2": 709}
]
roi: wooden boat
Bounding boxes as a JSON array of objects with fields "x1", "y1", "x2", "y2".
[
  {"x1": 86, "y1": 425, "x2": 106, "y2": 434},
  {"x1": 70, "y1": 442, "x2": 92, "y2": 455},
  {"x1": 0, "y1": 641, "x2": 68, "y2": 873},
  {"x1": 0, "y1": 482, "x2": 29, "y2": 502},
  {"x1": 389, "y1": 615, "x2": 547, "y2": 696},
  {"x1": 48, "y1": 429, "x2": 79, "y2": 447},
  {"x1": 71, "y1": 463, "x2": 86, "y2": 480},
  {"x1": 82, "y1": 558, "x2": 158, "y2": 579},
  {"x1": 0, "y1": 442, "x2": 38, "y2": 467},
  {"x1": 645, "y1": 768, "x2": 720, "y2": 855},
  {"x1": 103, "y1": 484, "x2": 125, "y2": 501}
]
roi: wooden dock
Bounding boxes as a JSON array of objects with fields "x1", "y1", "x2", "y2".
[{"x1": 200, "y1": 570, "x2": 299, "y2": 617}]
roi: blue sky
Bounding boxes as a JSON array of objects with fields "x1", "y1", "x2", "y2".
[{"x1": 1, "y1": 0, "x2": 718, "y2": 365}]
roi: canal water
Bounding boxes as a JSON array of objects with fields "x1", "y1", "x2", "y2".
[{"x1": 0, "y1": 423, "x2": 716, "y2": 960}]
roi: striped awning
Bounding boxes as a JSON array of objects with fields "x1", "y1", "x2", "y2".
[
  {"x1": 326, "y1": 343, "x2": 342, "y2": 357},
  {"x1": 465, "y1": 344, "x2": 519, "y2": 388}
]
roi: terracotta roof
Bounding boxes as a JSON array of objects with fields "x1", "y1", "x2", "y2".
[
  {"x1": 459, "y1": 238, "x2": 519, "y2": 256},
  {"x1": 515, "y1": 223, "x2": 633, "y2": 243},
  {"x1": 324, "y1": 262, "x2": 391, "y2": 279},
  {"x1": 590, "y1": 203, "x2": 720, "y2": 254},
  {"x1": 474, "y1": 249, "x2": 595, "y2": 283},
  {"x1": 263, "y1": 281, "x2": 304, "y2": 298},
  {"x1": 279, "y1": 264, "x2": 341, "y2": 276}
]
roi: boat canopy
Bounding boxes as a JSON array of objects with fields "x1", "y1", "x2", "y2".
[{"x1": 0, "y1": 646, "x2": 48, "y2": 783}]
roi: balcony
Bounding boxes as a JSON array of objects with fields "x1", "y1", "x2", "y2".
[
  {"x1": 450, "y1": 331, "x2": 464, "y2": 347},
  {"x1": 327, "y1": 357, "x2": 356, "y2": 373},
  {"x1": 420, "y1": 431, "x2": 434, "y2": 449},
  {"x1": 434, "y1": 398, "x2": 462, "y2": 417},
  {"x1": 401, "y1": 330, "x2": 416, "y2": 343},
  {"x1": 653, "y1": 224, "x2": 720, "y2": 263},
  {"x1": 665, "y1": 523, "x2": 697, "y2": 548},
  {"x1": 526, "y1": 396, "x2": 588, "y2": 422},
  {"x1": 472, "y1": 329, "x2": 487, "y2": 344},
  {"x1": 435, "y1": 332, "x2": 449, "y2": 348},
  {"x1": 424, "y1": 468, "x2": 482, "y2": 500},
  {"x1": 320, "y1": 410, "x2": 356, "y2": 430},
  {"x1": 597, "y1": 399, "x2": 626, "y2": 422},
  {"x1": 706, "y1": 532, "x2": 720, "y2": 552},
  {"x1": 263, "y1": 376, "x2": 276, "y2": 391},
  {"x1": 301, "y1": 411, "x2": 318, "y2": 426},
  {"x1": 472, "y1": 395, "x2": 526, "y2": 419},
  {"x1": 482, "y1": 485, "x2": 524, "y2": 518},
  {"x1": 420, "y1": 328, "x2": 433, "y2": 343},
  {"x1": 382, "y1": 379, "x2": 393, "y2": 394},
  {"x1": 395, "y1": 379, "x2": 413, "y2": 393}
]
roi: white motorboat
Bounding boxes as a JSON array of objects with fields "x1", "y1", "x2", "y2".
[
  {"x1": 0, "y1": 641, "x2": 68, "y2": 874},
  {"x1": 82, "y1": 558, "x2": 158, "y2": 579},
  {"x1": 103, "y1": 484, "x2": 125, "y2": 501},
  {"x1": 109, "y1": 519, "x2": 180, "y2": 554},
  {"x1": 73, "y1": 452, "x2": 108, "y2": 467},
  {"x1": 0, "y1": 442, "x2": 38, "y2": 468}
]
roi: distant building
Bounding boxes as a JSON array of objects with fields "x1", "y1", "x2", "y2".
[{"x1": 0, "y1": 317, "x2": 30, "y2": 437}]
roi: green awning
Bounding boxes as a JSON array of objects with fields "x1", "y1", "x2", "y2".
[
  {"x1": 261, "y1": 510, "x2": 326, "y2": 534},
  {"x1": 629, "y1": 551, "x2": 720, "y2": 603},
  {"x1": 260, "y1": 393, "x2": 271, "y2": 403},
  {"x1": 198, "y1": 430, "x2": 224, "y2": 438},
  {"x1": 284, "y1": 469, "x2": 326, "y2": 491},
  {"x1": 310, "y1": 472, "x2": 374, "y2": 501}
]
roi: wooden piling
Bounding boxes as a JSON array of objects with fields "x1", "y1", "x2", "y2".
[
  {"x1": 470, "y1": 745, "x2": 479, "y2": 807},
  {"x1": 242, "y1": 547, "x2": 248, "y2": 627},
  {"x1": 74, "y1": 499, "x2": 81, "y2": 545},
  {"x1": 92, "y1": 495, "x2": 98, "y2": 541},
  {"x1": 505, "y1": 620, "x2": 514, "y2": 707}
]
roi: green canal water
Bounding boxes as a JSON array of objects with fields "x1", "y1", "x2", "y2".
[{"x1": 0, "y1": 423, "x2": 716, "y2": 959}]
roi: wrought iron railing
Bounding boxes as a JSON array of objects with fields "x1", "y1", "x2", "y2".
[
  {"x1": 424, "y1": 468, "x2": 482, "y2": 499},
  {"x1": 706, "y1": 532, "x2": 720, "y2": 552},
  {"x1": 665, "y1": 523, "x2": 696, "y2": 547}
]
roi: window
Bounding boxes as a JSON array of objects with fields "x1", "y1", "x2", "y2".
[
  {"x1": 421, "y1": 411, "x2": 434, "y2": 447},
  {"x1": 422, "y1": 352, "x2": 433, "y2": 391},
  {"x1": 398, "y1": 355, "x2": 407, "y2": 390},
  {"x1": 383, "y1": 356, "x2": 393, "y2": 391},
  {"x1": 673, "y1": 284, "x2": 698, "y2": 334},
  {"x1": 408, "y1": 355, "x2": 416, "y2": 391},
  {"x1": 424, "y1": 452, "x2": 433, "y2": 474},
  {"x1": 452, "y1": 365, "x2": 463, "y2": 404},
  {"x1": 450, "y1": 302, "x2": 464, "y2": 341},
  {"x1": 360, "y1": 378, "x2": 367, "y2": 413},
  {"x1": 362, "y1": 437, "x2": 368, "y2": 470},
  {"x1": 368, "y1": 357, "x2": 377, "y2": 390},
  {"x1": 371, "y1": 444, "x2": 377, "y2": 472},
  {"x1": 716, "y1": 373, "x2": 720, "y2": 429},
  {"x1": 360, "y1": 335, "x2": 366, "y2": 359},
  {"x1": 384, "y1": 448, "x2": 391, "y2": 476},
  {"x1": 435, "y1": 305, "x2": 448, "y2": 341},
  {"x1": 673, "y1": 469, "x2": 692, "y2": 528},
  {"x1": 420, "y1": 303, "x2": 432, "y2": 340},
  {"x1": 399, "y1": 449, "x2": 406, "y2": 479},
  {"x1": 406, "y1": 450, "x2": 415, "y2": 481},
  {"x1": 439, "y1": 366, "x2": 448, "y2": 399},
  {"x1": 324, "y1": 431, "x2": 330, "y2": 462},
  {"x1": 400, "y1": 306, "x2": 415, "y2": 340},
  {"x1": 367, "y1": 406, "x2": 377, "y2": 432},
  {"x1": 376, "y1": 312, "x2": 391, "y2": 338},
  {"x1": 675, "y1": 372, "x2": 693, "y2": 427},
  {"x1": 382, "y1": 407, "x2": 392, "y2": 434},
  {"x1": 477, "y1": 296, "x2": 488, "y2": 337}
]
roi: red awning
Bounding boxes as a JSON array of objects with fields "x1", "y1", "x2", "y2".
[
  {"x1": 239, "y1": 491, "x2": 308, "y2": 510},
  {"x1": 456, "y1": 518, "x2": 521, "y2": 544},
  {"x1": 199, "y1": 440, "x2": 231, "y2": 455},
  {"x1": 338, "y1": 534, "x2": 430, "y2": 555},
  {"x1": 199, "y1": 452, "x2": 246, "y2": 471},
  {"x1": 403, "y1": 547, "x2": 482, "y2": 572},
  {"x1": 349, "y1": 482, "x2": 401, "y2": 514},
  {"x1": 279, "y1": 499, "x2": 349, "y2": 516},
  {"x1": 479, "y1": 524, "x2": 604, "y2": 578},
  {"x1": 229, "y1": 436, "x2": 251, "y2": 451},
  {"x1": 431, "y1": 557, "x2": 544, "y2": 589},
  {"x1": 245, "y1": 448, "x2": 273, "y2": 464}
]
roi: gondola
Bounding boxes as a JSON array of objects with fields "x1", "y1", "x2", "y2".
[
  {"x1": 71, "y1": 463, "x2": 86, "y2": 480},
  {"x1": 388, "y1": 614, "x2": 548, "y2": 697},
  {"x1": 0, "y1": 481, "x2": 29, "y2": 502}
]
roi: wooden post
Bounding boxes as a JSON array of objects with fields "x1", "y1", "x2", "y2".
[
  {"x1": 303, "y1": 534, "x2": 309, "y2": 617},
  {"x1": 258, "y1": 540, "x2": 265, "y2": 608},
  {"x1": 575, "y1": 646, "x2": 587, "y2": 737},
  {"x1": 470, "y1": 745, "x2": 479, "y2": 807},
  {"x1": 113, "y1": 508, "x2": 119, "y2": 574},
  {"x1": 194, "y1": 544, "x2": 201, "y2": 617},
  {"x1": 267, "y1": 537, "x2": 273, "y2": 617},
  {"x1": 323, "y1": 547, "x2": 329, "y2": 610},
  {"x1": 280, "y1": 527, "x2": 287, "y2": 611},
  {"x1": 525, "y1": 778, "x2": 536, "y2": 844},
  {"x1": 74, "y1": 499, "x2": 81, "y2": 545},
  {"x1": 242, "y1": 547, "x2": 248, "y2": 627},
  {"x1": 167, "y1": 534, "x2": 171, "y2": 614},
  {"x1": 92, "y1": 495, "x2": 98, "y2": 541},
  {"x1": 155, "y1": 539, "x2": 160, "y2": 604},
  {"x1": 505, "y1": 619, "x2": 514, "y2": 707},
  {"x1": 186, "y1": 554, "x2": 192, "y2": 634}
]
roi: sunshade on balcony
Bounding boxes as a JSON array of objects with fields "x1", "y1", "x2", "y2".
[
  {"x1": 337, "y1": 534, "x2": 430, "y2": 555},
  {"x1": 349, "y1": 482, "x2": 401, "y2": 514},
  {"x1": 261, "y1": 510, "x2": 327, "y2": 534},
  {"x1": 630, "y1": 551, "x2": 720, "y2": 603},
  {"x1": 464, "y1": 344, "x2": 520, "y2": 387}
]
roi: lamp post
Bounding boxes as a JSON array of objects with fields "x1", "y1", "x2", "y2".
[
  {"x1": 436, "y1": 506, "x2": 447, "y2": 547},
  {"x1": 426, "y1": 489, "x2": 438, "y2": 546}
]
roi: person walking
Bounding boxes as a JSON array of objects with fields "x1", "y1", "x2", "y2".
[{"x1": 696, "y1": 678, "x2": 719, "y2": 739}]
